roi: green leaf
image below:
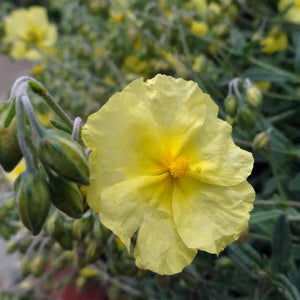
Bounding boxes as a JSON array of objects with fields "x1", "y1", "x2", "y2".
[
  {"x1": 271, "y1": 215, "x2": 291, "y2": 273},
  {"x1": 239, "y1": 244, "x2": 265, "y2": 268},
  {"x1": 230, "y1": 29, "x2": 245, "y2": 53},
  {"x1": 273, "y1": 274, "x2": 300, "y2": 300},
  {"x1": 288, "y1": 173, "x2": 300, "y2": 192},
  {"x1": 50, "y1": 119, "x2": 72, "y2": 134},
  {"x1": 293, "y1": 33, "x2": 300, "y2": 74},
  {"x1": 243, "y1": 68, "x2": 290, "y2": 82},
  {"x1": 3, "y1": 97, "x2": 16, "y2": 128},
  {"x1": 250, "y1": 210, "x2": 283, "y2": 226},
  {"x1": 227, "y1": 243, "x2": 258, "y2": 279}
]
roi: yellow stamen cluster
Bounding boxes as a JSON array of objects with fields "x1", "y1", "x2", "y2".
[{"x1": 169, "y1": 157, "x2": 190, "y2": 178}]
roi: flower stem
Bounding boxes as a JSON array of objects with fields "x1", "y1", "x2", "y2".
[
  {"x1": 19, "y1": 94, "x2": 45, "y2": 138},
  {"x1": 28, "y1": 80, "x2": 73, "y2": 129},
  {"x1": 15, "y1": 99, "x2": 36, "y2": 172}
]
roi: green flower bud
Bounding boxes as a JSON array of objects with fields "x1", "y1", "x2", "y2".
[
  {"x1": 246, "y1": 85, "x2": 262, "y2": 108},
  {"x1": 49, "y1": 174, "x2": 84, "y2": 219},
  {"x1": 86, "y1": 241, "x2": 102, "y2": 263},
  {"x1": 15, "y1": 170, "x2": 51, "y2": 235},
  {"x1": 31, "y1": 256, "x2": 46, "y2": 277},
  {"x1": 38, "y1": 129, "x2": 89, "y2": 185},
  {"x1": 72, "y1": 215, "x2": 94, "y2": 240},
  {"x1": 18, "y1": 237, "x2": 32, "y2": 254},
  {"x1": 57, "y1": 234, "x2": 73, "y2": 250},
  {"x1": 46, "y1": 212, "x2": 64, "y2": 238},
  {"x1": 252, "y1": 131, "x2": 270, "y2": 150},
  {"x1": 237, "y1": 106, "x2": 256, "y2": 129},
  {"x1": 52, "y1": 251, "x2": 74, "y2": 270},
  {"x1": 56, "y1": 222, "x2": 74, "y2": 250},
  {"x1": 6, "y1": 239, "x2": 18, "y2": 254},
  {"x1": 224, "y1": 95, "x2": 238, "y2": 117},
  {"x1": 21, "y1": 258, "x2": 31, "y2": 276},
  {"x1": 0, "y1": 105, "x2": 22, "y2": 171}
]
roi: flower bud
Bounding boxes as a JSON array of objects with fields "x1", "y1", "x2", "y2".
[
  {"x1": 224, "y1": 95, "x2": 238, "y2": 117},
  {"x1": 15, "y1": 170, "x2": 51, "y2": 235},
  {"x1": 246, "y1": 85, "x2": 262, "y2": 108},
  {"x1": 21, "y1": 258, "x2": 31, "y2": 276},
  {"x1": 48, "y1": 174, "x2": 84, "y2": 219},
  {"x1": 46, "y1": 212, "x2": 64, "y2": 238},
  {"x1": 31, "y1": 255, "x2": 46, "y2": 277},
  {"x1": 86, "y1": 241, "x2": 102, "y2": 263},
  {"x1": 56, "y1": 222, "x2": 74, "y2": 250},
  {"x1": 0, "y1": 105, "x2": 22, "y2": 171},
  {"x1": 237, "y1": 106, "x2": 256, "y2": 129},
  {"x1": 38, "y1": 129, "x2": 89, "y2": 185},
  {"x1": 252, "y1": 131, "x2": 270, "y2": 150},
  {"x1": 72, "y1": 215, "x2": 94, "y2": 240},
  {"x1": 6, "y1": 239, "x2": 18, "y2": 254}
]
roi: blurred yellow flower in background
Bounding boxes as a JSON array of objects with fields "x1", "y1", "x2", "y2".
[
  {"x1": 190, "y1": 21, "x2": 208, "y2": 36},
  {"x1": 82, "y1": 74, "x2": 255, "y2": 275},
  {"x1": 260, "y1": 28, "x2": 288, "y2": 54},
  {"x1": 3, "y1": 6, "x2": 57, "y2": 60},
  {"x1": 278, "y1": 0, "x2": 300, "y2": 24}
]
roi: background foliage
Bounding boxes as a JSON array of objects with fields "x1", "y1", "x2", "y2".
[{"x1": 0, "y1": 0, "x2": 300, "y2": 299}]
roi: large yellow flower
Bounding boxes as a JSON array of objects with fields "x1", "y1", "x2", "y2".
[
  {"x1": 82, "y1": 75, "x2": 255, "y2": 275},
  {"x1": 3, "y1": 6, "x2": 57, "y2": 60}
]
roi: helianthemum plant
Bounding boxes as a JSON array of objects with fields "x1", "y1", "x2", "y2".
[{"x1": 82, "y1": 74, "x2": 255, "y2": 275}]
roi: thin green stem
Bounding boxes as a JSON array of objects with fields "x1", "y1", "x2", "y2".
[
  {"x1": 15, "y1": 99, "x2": 36, "y2": 172},
  {"x1": 28, "y1": 81, "x2": 73, "y2": 129},
  {"x1": 20, "y1": 94, "x2": 45, "y2": 138}
]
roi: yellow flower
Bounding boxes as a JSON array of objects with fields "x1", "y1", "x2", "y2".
[
  {"x1": 190, "y1": 21, "x2": 208, "y2": 36},
  {"x1": 278, "y1": 0, "x2": 300, "y2": 24},
  {"x1": 82, "y1": 75, "x2": 255, "y2": 275},
  {"x1": 32, "y1": 65, "x2": 44, "y2": 75},
  {"x1": 123, "y1": 55, "x2": 149, "y2": 76},
  {"x1": 3, "y1": 6, "x2": 57, "y2": 60},
  {"x1": 260, "y1": 29, "x2": 288, "y2": 54}
]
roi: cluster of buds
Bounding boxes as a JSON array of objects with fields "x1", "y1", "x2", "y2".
[
  {"x1": 224, "y1": 78, "x2": 270, "y2": 150},
  {"x1": 0, "y1": 77, "x2": 90, "y2": 236},
  {"x1": 224, "y1": 78, "x2": 262, "y2": 128}
]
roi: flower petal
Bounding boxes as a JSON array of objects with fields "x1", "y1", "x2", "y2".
[
  {"x1": 134, "y1": 205, "x2": 197, "y2": 275},
  {"x1": 82, "y1": 91, "x2": 166, "y2": 212},
  {"x1": 172, "y1": 177, "x2": 255, "y2": 253},
  {"x1": 124, "y1": 75, "x2": 217, "y2": 157},
  {"x1": 99, "y1": 174, "x2": 170, "y2": 250},
  {"x1": 181, "y1": 116, "x2": 253, "y2": 186}
]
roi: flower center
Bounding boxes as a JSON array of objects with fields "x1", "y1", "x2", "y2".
[{"x1": 169, "y1": 157, "x2": 190, "y2": 178}]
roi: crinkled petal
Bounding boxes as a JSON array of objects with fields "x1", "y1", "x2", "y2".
[
  {"x1": 134, "y1": 203, "x2": 197, "y2": 275},
  {"x1": 82, "y1": 91, "x2": 166, "y2": 212},
  {"x1": 124, "y1": 75, "x2": 217, "y2": 157},
  {"x1": 180, "y1": 116, "x2": 253, "y2": 186},
  {"x1": 99, "y1": 174, "x2": 170, "y2": 250},
  {"x1": 172, "y1": 176, "x2": 255, "y2": 253}
]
